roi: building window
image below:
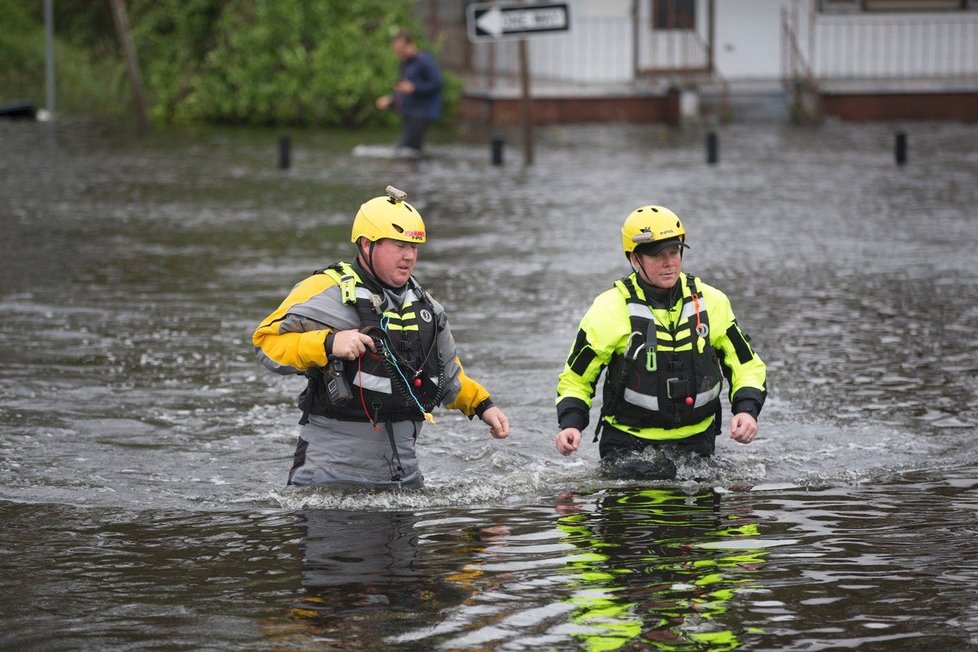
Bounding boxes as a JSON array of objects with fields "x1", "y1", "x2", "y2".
[
  {"x1": 820, "y1": 0, "x2": 970, "y2": 11},
  {"x1": 819, "y1": 0, "x2": 862, "y2": 12},
  {"x1": 652, "y1": 0, "x2": 695, "y2": 30}
]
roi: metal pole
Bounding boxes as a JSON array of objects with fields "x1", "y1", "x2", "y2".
[
  {"x1": 278, "y1": 136, "x2": 291, "y2": 169},
  {"x1": 895, "y1": 131, "x2": 907, "y2": 166},
  {"x1": 491, "y1": 136, "x2": 504, "y2": 166},
  {"x1": 44, "y1": 0, "x2": 55, "y2": 120}
]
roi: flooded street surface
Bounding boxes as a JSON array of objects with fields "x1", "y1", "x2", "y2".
[{"x1": 2, "y1": 119, "x2": 978, "y2": 650}]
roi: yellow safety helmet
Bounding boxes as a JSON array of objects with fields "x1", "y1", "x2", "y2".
[
  {"x1": 620, "y1": 205, "x2": 688, "y2": 256},
  {"x1": 351, "y1": 185, "x2": 426, "y2": 245}
]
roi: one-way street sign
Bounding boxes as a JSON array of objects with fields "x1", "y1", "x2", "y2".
[{"x1": 467, "y1": 2, "x2": 570, "y2": 42}]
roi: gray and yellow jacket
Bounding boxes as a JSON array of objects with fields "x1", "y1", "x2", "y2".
[
  {"x1": 253, "y1": 261, "x2": 492, "y2": 423},
  {"x1": 557, "y1": 272, "x2": 766, "y2": 441}
]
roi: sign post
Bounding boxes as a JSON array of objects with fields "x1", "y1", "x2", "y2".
[
  {"x1": 518, "y1": 38, "x2": 533, "y2": 166},
  {"x1": 467, "y1": 2, "x2": 570, "y2": 166}
]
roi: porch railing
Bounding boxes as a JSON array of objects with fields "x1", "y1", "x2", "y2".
[{"x1": 795, "y1": 12, "x2": 978, "y2": 80}]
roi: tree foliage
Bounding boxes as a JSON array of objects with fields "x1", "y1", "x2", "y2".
[
  {"x1": 0, "y1": 0, "x2": 457, "y2": 127},
  {"x1": 130, "y1": 0, "x2": 443, "y2": 126}
]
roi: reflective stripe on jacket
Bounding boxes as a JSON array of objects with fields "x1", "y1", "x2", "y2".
[
  {"x1": 303, "y1": 262, "x2": 445, "y2": 422},
  {"x1": 252, "y1": 261, "x2": 491, "y2": 419},
  {"x1": 557, "y1": 272, "x2": 767, "y2": 441},
  {"x1": 602, "y1": 273, "x2": 724, "y2": 430}
]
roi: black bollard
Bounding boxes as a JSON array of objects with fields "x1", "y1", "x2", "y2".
[
  {"x1": 706, "y1": 131, "x2": 718, "y2": 165},
  {"x1": 491, "y1": 137, "x2": 504, "y2": 166},
  {"x1": 895, "y1": 131, "x2": 907, "y2": 166},
  {"x1": 278, "y1": 136, "x2": 291, "y2": 170}
]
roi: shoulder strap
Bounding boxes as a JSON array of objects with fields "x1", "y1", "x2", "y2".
[
  {"x1": 407, "y1": 275, "x2": 435, "y2": 307},
  {"x1": 317, "y1": 262, "x2": 360, "y2": 305},
  {"x1": 614, "y1": 274, "x2": 641, "y2": 301},
  {"x1": 682, "y1": 272, "x2": 711, "y2": 345}
]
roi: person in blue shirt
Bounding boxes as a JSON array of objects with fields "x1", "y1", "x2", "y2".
[{"x1": 375, "y1": 31, "x2": 443, "y2": 153}]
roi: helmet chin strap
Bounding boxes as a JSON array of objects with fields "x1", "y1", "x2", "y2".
[
  {"x1": 356, "y1": 238, "x2": 379, "y2": 280},
  {"x1": 356, "y1": 238, "x2": 407, "y2": 291},
  {"x1": 630, "y1": 254, "x2": 656, "y2": 287}
]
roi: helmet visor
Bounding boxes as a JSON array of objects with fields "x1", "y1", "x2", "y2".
[{"x1": 632, "y1": 236, "x2": 689, "y2": 256}]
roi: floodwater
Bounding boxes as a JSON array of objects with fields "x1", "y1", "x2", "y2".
[{"x1": 2, "y1": 117, "x2": 977, "y2": 651}]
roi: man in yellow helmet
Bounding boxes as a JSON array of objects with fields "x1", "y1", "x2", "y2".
[
  {"x1": 253, "y1": 186, "x2": 509, "y2": 488},
  {"x1": 555, "y1": 206, "x2": 766, "y2": 477}
]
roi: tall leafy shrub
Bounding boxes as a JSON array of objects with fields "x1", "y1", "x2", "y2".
[{"x1": 131, "y1": 0, "x2": 440, "y2": 126}]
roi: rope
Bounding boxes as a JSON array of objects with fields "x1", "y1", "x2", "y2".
[
  {"x1": 380, "y1": 315, "x2": 434, "y2": 423},
  {"x1": 357, "y1": 354, "x2": 381, "y2": 431}
]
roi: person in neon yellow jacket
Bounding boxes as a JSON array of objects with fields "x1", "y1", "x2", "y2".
[
  {"x1": 555, "y1": 205, "x2": 766, "y2": 477},
  {"x1": 253, "y1": 186, "x2": 509, "y2": 488}
]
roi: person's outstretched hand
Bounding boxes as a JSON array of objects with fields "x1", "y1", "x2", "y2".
[
  {"x1": 730, "y1": 413, "x2": 758, "y2": 444},
  {"x1": 481, "y1": 406, "x2": 510, "y2": 439},
  {"x1": 555, "y1": 428, "x2": 582, "y2": 456}
]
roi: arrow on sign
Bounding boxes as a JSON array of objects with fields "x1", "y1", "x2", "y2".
[
  {"x1": 476, "y1": 6, "x2": 504, "y2": 38},
  {"x1": 467, "y1": 2, "x2": 570, "y2": 42}
]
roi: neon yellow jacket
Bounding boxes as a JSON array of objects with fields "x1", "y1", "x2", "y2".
[{"x1": 557, "y1": 272, "x2": 766, "y2": 440}]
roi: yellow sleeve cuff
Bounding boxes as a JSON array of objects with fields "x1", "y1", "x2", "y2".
[{"x1": 444, "y1": 357, "x2": 491, "y2": 417}]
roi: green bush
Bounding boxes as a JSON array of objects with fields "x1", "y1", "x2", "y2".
[
  {"x1": 130, "y1": 0, "x2": 458, "y2": 127},
  {"x1": 0, "y1": 0, "x2": 460, "y2": 127}
]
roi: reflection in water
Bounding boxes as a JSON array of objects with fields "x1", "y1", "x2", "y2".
[
  {"x1": 388, "y1": 488, "x2": 773, "y2": 650},
  {"x1": 556, "y1": 488, "x2": 764, "y2": 651},
  {"x1": 0, "y1": 503, "x2": 307, "y2": 650},
  {"x1": 275, "y1": 508, "x2": 501, "y2": 649}
]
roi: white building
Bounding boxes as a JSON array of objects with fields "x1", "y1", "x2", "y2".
[{"x1": 424, "y1": 0, "x2": 978, "y2": 123}]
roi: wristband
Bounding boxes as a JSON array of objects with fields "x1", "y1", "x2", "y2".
[{"x1": 474, "y1": 398, "x2": 494, "y2": 419}]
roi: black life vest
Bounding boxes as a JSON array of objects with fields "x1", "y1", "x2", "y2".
[
  {"x1": 602, "y1": 273, "x2": 723, "y2": 430},
  {"x1": 298, "y1": 262, "x2": 445, "y2": 424}
]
